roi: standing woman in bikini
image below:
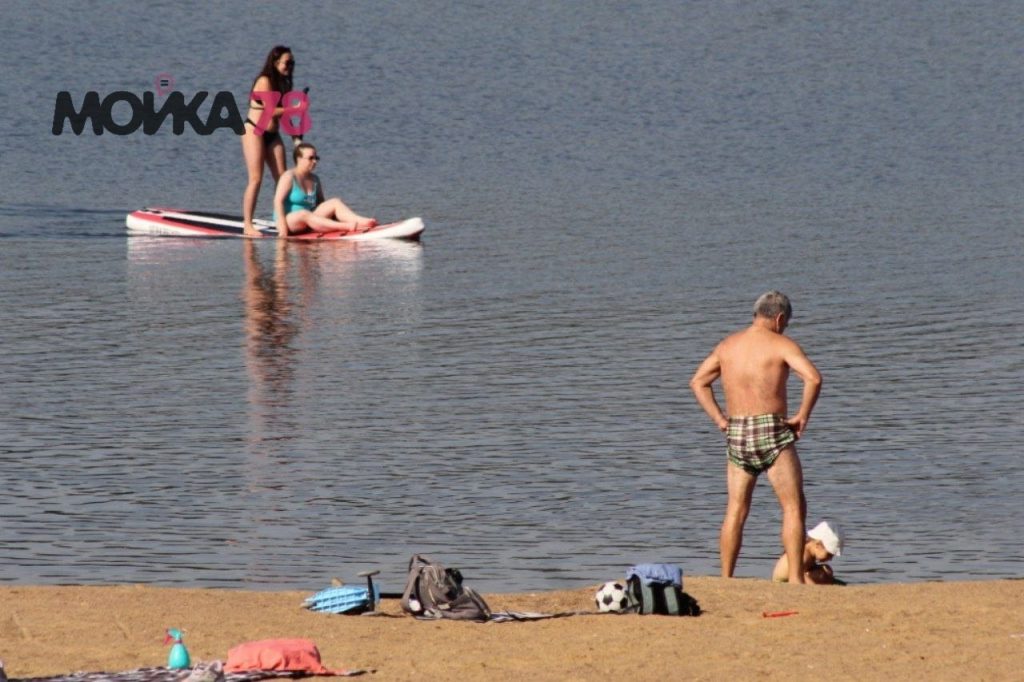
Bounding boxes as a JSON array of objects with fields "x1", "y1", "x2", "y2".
[{"x1": 241, "y1": 46, "x2": 302, "y2": 237}]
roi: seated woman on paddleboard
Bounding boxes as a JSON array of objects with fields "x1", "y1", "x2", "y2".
[
  {"x1": 242, "y1": 45, "x2": 305, "y2": 237},
  {"x1": 273, "y1": 143, "x2": 377, "y2": 237}
]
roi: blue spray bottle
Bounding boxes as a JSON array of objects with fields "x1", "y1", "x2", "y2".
[{"x1": 164, "y1": 628, "x2": 191, "y2": 669}]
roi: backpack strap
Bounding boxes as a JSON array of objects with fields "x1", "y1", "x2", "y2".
[
  {"x1": 400, "y1": 554, "x2": 431, "y2": 614},
  {"x1": 627, "y1": 576, "x2": 653, "y2": 614},
  {"x1": 428, "y1": 586, "x2": 492, "y2": 622},
  {"x1": 659, "y1": 585, "x2": 682, "y2": 615}
]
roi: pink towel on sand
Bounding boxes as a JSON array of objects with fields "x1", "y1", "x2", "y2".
[{"x1": 224, "y1": 639, "x2": 340, "y2": 675}]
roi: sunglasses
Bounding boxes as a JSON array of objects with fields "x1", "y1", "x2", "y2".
[
  {"x1": 304, "y1": 155, "x2": 320, "y2": 161},
  {"x1": 283, "y1": 60, "x2": 295, "y2": 68}
]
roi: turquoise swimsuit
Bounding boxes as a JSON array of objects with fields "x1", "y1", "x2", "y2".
[{"x1": 283, "y1": 176, "x2": 318, "y2": 215}]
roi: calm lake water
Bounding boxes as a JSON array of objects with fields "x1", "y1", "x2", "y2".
[{"x1": 0, "y1": 1, "x2": 1021, "y2": 592}]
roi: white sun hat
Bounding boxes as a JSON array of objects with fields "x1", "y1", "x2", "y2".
[{"x1": 807, "y1": 520, "x2": 844, "y2": 556}]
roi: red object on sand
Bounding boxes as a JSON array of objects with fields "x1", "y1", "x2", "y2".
[
  {"x1": 225, "y1": 638, "x2": 338, "y2": 674},
  {"x1": 762, "y1": 610, "x2": 799, "y2": 618}
]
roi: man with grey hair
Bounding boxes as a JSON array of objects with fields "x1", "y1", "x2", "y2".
[{"x1": 690, "y1": 291, "x2": 822, "y2": 583}]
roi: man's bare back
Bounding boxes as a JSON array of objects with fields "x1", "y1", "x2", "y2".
[
  {"x1": 691, "y1": 309, "x2": 820, "y2": 437},
  {"x1": 689, "y1": 291, "x2": 822, "y2": 583}
]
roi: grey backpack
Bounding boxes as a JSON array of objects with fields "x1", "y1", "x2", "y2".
[{"x1": 400, "y1": 554, "x2": 492, "y2": 622}]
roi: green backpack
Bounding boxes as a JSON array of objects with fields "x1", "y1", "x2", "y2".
[{"x1": 625, "y1": 563, "x2": 701, "y2": 616}]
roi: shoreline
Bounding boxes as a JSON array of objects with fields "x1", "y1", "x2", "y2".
[{"x1": 2, "y1": 578, "x2": 1022, "y2": 680}]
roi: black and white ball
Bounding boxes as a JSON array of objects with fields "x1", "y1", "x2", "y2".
[{"x1": 595, "y1": 580, "x2": 630, "y2": 612}]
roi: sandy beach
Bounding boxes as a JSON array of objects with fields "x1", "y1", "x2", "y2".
[{"x1": 1, "y1": 578, "x2": 1022, "y2": 680}]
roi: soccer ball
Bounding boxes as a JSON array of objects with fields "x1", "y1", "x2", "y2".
[{"x1": 595, "y1": 580, "x2": 631, "y2": 613}]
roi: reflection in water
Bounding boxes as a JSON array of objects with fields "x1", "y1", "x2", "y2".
[
  {"x1": 243, "y1": 240, "x2": 315, "y2": 442},
  {"x1": 315, "y1": 239, "x2": 424, "y2": 277},
  {"x1": 126, "y1": 234, "x2": 224, "y2": 264},
  {"x1": 241, "y1": 238, "x2": 423, "y2": 439}
]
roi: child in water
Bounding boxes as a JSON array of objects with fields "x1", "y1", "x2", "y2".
[{"x1": 772, "y1": 520, "x2": 844, "y2": 584}]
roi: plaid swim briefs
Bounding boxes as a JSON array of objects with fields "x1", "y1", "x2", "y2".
[{"x1": 726, "y1": 414, "x2": 796, "y2": 474}]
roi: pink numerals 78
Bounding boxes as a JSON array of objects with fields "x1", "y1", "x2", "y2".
[
  {"x1": 249, "y1": 91, "x2": 311, "y2": 136},
  {"x1": 279, "y1": 91, "x2": 310, "y2": 135}
]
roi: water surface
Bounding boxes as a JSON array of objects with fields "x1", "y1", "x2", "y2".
[{"x1": 0, "y1": 1, "x2": 1021, "y2": 591}]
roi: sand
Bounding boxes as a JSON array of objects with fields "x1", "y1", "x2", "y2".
[{"x1": 1, "y1": 578, "x2": 1022, "y2": 680}]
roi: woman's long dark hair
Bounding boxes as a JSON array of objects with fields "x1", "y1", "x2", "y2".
[{"x1": 251, "y1": 45, "x2": 294, "y2": 95}]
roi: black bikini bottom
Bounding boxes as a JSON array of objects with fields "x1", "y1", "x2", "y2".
[{"x1": 245, "y1": 119, "x2": 282, "y2": 146}]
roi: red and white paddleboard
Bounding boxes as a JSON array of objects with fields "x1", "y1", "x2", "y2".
[{"x1": 125, "y1": 207, "x2": 424, "y2": 241}]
